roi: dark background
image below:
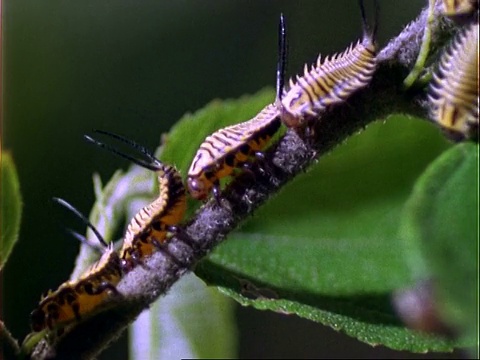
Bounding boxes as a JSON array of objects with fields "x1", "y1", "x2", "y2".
[{"x1": 2, "y1": 1, "x2": 458, "y2": 358}]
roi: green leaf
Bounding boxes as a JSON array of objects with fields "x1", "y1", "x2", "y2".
[
  {"x1": 156, "y1": 88, "x2": 458, "y2": 351},
  {"x1": 76, "y1": 88, "x2": 462, "y2": 354},
  {"x1": 184, "y1": 111, "x2": 455, "y2": 352},
  {"x1": 197, "y1": 260, "x2": 458, "y2": 353},
  {"x1": 129, "y1": 273, "x2": 237, "y2": 359},
  {"x1": 400, "y1": 143, "x2": 478, "y2": 346},
  {"x1": 1, "y1": 151, "x2": 23, "y2": 271}
]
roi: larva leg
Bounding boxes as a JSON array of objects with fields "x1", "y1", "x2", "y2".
[
  {"x1": 166, "y1": 225, "x2": 197, "y2": 251},
  {"x1": 129, "y1": 250, "x2": 150, "y2": 270},
  {"x1": 212, "y1": 181, "x2": 222, "y2": 205},
  {"x1": 151, "y1": 238, "x2": 189, "y2": 267},
  {"x1": 241, "y1": 161, "x2": 257, "y2": 178},
  {"x1": 71, "y1": 302, "x2": 81, "y2": 322},
  {"x1": 254, "y1": 151, "x2": 275, "y2": 176},
  {"x1": 91, "y1": 282, "x2": 120, "y2": 296}
]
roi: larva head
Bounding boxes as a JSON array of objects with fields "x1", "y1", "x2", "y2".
[
  {"x1": 30, "y1": 307, "x2": 47, "y2": 332},
  {"x1": 281, "y1": 111, "x2": 305, "y2": 128},
  {"x1": 280, "y1": 92, "x2": 309, "y2": 128},
  {"x1": 187, "y1": 175, "x2": 210, "y2": 200},
  {"x1": 280, "y1": 73, "x2": 319, "y2": 128},
  {"x1": 120, "y1": 257, "x2": 135, "y2": 273}
]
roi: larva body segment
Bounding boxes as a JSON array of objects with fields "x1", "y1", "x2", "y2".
[
  {"x1": 187, "y1": 104, "x2": 281, "y2": 200},
  {"x1": 30, "y1": 200, "x2": 123, "y2": 332},
  {"x1": 121, "y1": 163, "x2": 186, "y2": 268},
  {"x1": 31, "y1": 246, "x2": 122, "y2": 332},
  {"x1": 84, "y1": 131, "x2": 187, "y2": 270},
  {"x1": 280, "y1": 0, "x2": 378, "y2": 128},
  {"x1": 428, "y1": 22, "x2": 479, "y2": 140}
]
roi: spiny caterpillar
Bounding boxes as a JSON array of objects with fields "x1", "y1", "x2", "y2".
[
  {"x1": 280, "y1": 0, "x2": 378, "y2": 128},
  {"x1": 85, "y1": 131, "x2": 187, "y2": 270},
  {"x1": 187, "y1": 14, "x2": 287, "y2": 201},
  {"x1": 30, "y1": 198, "x2": 122, "y2": 332},
  {"x1": 187, "y1": 104, "x2": 282, "y2": 200},
  {"x1": 428, "y1": 22, "x2": 479, "y2": 141}
]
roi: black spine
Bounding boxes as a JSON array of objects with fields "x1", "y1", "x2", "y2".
[{"x1": 276, "y1": 13, "x2": 287, "y2": 101}]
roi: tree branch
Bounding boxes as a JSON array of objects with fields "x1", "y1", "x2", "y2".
[{"x1": 29, "y1": 1, "x2": 456, "y2": 359}]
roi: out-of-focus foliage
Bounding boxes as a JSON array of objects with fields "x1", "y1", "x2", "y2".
[{"x1": 1, "y1": 152, "x2": 22, "y2": 271}]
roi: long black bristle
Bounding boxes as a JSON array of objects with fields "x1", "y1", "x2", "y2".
[
  {"x1": 276, "y1": 13, "x2": 287, "y2": 101},
  {"x1": 358, "y1": 0, "x2": 379, "y2": 40},
  {"x1": 52, "y1": 197, "x2": 108, "y2": 248},
  {"x1": 64, "y1": 228, "x2": 104, "y2": 251},
  {"x1": 84, "y1": 130, "x2": 163, "y2": 172}
]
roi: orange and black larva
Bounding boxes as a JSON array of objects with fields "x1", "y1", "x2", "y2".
[
  {"x1": 279, "y1": 0, "x2": 378, "y2": 128},
  {"x1": 187, "y1": 104, "x2": 282, "y2": 200},
  {"x1": 428, "y1": 22, "x2": 479, "y2": 141},
  {"x1": 30, "y1": 198, "x2": 122, "y2": 332},
  {"x1": 85, "y1": 131, "x2": 187, "y2": 270},
  {"x1": 187, "y1": 15, "x2": 287, "y2": 201}
]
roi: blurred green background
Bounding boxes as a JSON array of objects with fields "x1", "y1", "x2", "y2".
[{"x1": 3, "y1": 1, "x2": 457, "y2": 358}]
